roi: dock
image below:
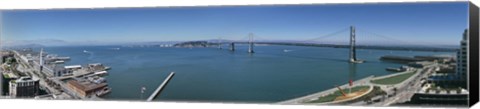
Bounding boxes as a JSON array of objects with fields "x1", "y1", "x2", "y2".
[{"x1": 147, "y1": 72, "x2": 175, "y2": 101}]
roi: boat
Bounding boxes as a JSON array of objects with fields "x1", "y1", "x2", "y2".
[
  {"x1": 52, "y1": 60, "x2": 65, "y2": 64},
  {"x1": 385, "y1": 66, "x2": 409, "y2": 72},
  {"x1": 351, "y1": 60, "x2": 365, "y2": 63},
  {"x1": 55, "y1": 56, "x2": 71, "y2": 60},
  {"x1": 94, "y1": 71, "x2": 109, "y2": 76},
  {"x1": 83, "y1": 50, "x2": 88, "y2": 53},
  {"x1": 386, "y1": 67, "x2": 404, "y2": 72},
  {"x1": 104, "y1": 66, "x2": 111, "y2": 70}
]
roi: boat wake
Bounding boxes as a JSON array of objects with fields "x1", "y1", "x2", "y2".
[
  {"x1": 109, "y1": 48, "x2": 121, "y2": 50},
  {"x1": 283, "y1": 49, "x2": 293, "y2": 52},
  {"x1": 83, "y1": 50, "x2": 95, "y2": 60}
]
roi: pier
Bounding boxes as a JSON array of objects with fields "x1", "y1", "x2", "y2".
[{"x1": 147, "y1": 72, "x2": 175, "y2": 101}]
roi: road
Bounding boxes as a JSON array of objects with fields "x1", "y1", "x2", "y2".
[
  {"x1": 371, "y1": 64, "x2": 437, "y2": 106},
  {"x1": 13, "y1": 51, "x2": 76, "y2": 99}
]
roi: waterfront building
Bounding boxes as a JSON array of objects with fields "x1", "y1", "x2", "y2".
[
  {"x1": 456, "y1": 29, "x2": 468, "y2": 80},
  {"x1": 33, "y1": 60, "x2": 72, "y2": 77},
  {"x1": 52, "y1": 66, "x2": 71, "y2": 77},
  {"x1": 66, "y1": 79, "x2": 108, "y2": 98},
  {"x1": 9, "y1": 77, "x2": 40, "y2": 98},
  {"x1": 65, "y1": 65, "x2": 82, "y2": 71},
  {"x1": 410, "y1": 90, "x2": 469, "y2": 105}
]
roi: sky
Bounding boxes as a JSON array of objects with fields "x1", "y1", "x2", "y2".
[{"x1": 0, "y1": 2, "x2": 469, "y2": 46}]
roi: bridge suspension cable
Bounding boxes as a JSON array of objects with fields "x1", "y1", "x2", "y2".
[
  {"x1": 355, "y1": 28, "x2": 448, "y2": 49},
  {"x1": 299, "y1": 27, "x2": 350, "y2": 43}
]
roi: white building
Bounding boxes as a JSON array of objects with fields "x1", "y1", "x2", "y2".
[{"x1": 456, "y1": 29, "x2": 468, "y2": 80}]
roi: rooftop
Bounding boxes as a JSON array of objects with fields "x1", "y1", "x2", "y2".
[
  {"x1": 65, "y1": 65, "x2": 82, "y2": 69},
  {"x1": 67, "y1": 79, "x2": 107, "y2": 92},
  {"x1": 14, "y1": 76, "x2": 39, "y2": 82}
]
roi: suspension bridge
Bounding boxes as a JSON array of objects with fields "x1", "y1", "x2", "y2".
[{"x1": 196, "y1": 26, "x2": 458, "y2": 63}]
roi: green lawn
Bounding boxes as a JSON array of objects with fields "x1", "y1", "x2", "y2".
[
  {"x1": 371, "y1": 71, "x2": 415, "y2": 85},
  {"x1": 307, "y1": 86, "x2": 370, "y2": 103}
]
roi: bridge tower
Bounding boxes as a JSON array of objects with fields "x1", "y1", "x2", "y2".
[
  {"x1": 230, "y1": 42, "x2": 235, "y2": 51},
  {"x1": 248, "y1": 33, "x2": 255, "y2": 53},
  {"x1": 218, "y1": 37, "x2": 222, "y2": 49},
  {"x1": 349, "y1": 26, "x2": 363, "y2": 63}
]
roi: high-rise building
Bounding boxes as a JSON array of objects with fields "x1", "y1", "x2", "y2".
[
  {"x1": 456, "y1": 29, "x2": 468, "y2": 80},
  {"x1": 0, "y1": 71, "x2": 3, "y2": 96},
  {"x1": 9, "y1": 77, "x2": 40, "y2": 98}
]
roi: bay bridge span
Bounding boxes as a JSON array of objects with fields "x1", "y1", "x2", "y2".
[{"x1": 202, "y1": 26, "x2": 458, "y2": 63}]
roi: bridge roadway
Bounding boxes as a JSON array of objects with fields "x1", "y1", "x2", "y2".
[{"x1": 217, "y1": 42, "x2": 458, "y2": 52}]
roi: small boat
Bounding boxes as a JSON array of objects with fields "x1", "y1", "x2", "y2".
[
  {"x1": 52, "y1": 60, "x2": 65, "y2": 64},
  {"x1": 386, "y1": 67, "x2": 407, "y2": 72},
  {"x1": 386, "y1": 67, "x2": 403, "y2": 72},
  {"x1": 94, "y1": 71, "x2": 109, "y2": 76},
  {"x1": 96, "y1": 87, "x2": 112, "y2": 97},
  {"x1": 104, "y1": 66, "x2": 111, "y2": 70},
  {"x1": 83, "y1": 50, "x2": 88, "y2": 53}
]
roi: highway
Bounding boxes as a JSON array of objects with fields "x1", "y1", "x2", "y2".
[{"x1": 371, "y1": 64, "x2": 437, "y2": 106}]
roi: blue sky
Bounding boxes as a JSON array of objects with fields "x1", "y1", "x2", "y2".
[{"x1": 0, "y1": 2, "x2": 469, "y2": 46}]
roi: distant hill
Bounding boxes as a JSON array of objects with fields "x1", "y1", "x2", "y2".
[
  {"x1": 4, "y1": 43, "x2": 46, "y2": 49},
  {"x1": 173, "y1": 41, "x2": 218, "y2": 47},
  {"x1": 2, "y1": 39, "x2": 68, "y2": 47}
]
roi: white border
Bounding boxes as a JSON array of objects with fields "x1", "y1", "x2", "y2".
[{"x1": 0, "y1": 0, "x2": 471, "y2": 10}]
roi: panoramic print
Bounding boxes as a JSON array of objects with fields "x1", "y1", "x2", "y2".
[{"x1": 0, "y1": 1, "x2": 470, "y2": 107}]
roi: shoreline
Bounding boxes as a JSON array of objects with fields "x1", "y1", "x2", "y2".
[
  {"x1": 277, "y1": 67, "x2": 422, "y2": 105},
  {"x1": 277, "y1": 75, "x2": 375, "y2": 104}
]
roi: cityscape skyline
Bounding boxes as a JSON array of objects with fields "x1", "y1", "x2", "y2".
[{"x1": 0, "y1": 2, "x2": 468, "y2": 46}]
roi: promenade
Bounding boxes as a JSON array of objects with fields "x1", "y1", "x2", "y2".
[
  {"x1": 278, "y1": 75, "x2": 374, "y2": 104},
  {"x1": 279, "y1": 63, "x2": 439, "y2": 106}
]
